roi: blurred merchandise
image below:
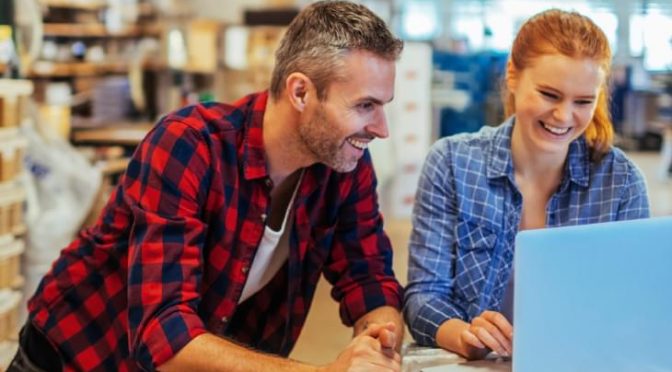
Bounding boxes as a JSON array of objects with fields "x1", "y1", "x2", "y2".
[
  {"x1": 38, "y1": 82, "x2": 72, "y2": 139},
  {"x1": 0, "y1": 237, "x2": 24, "y2": 289},
  {"x1": 185, "y1": 19, "x2": 219, "y2": 73},
  {"x1": 166, "y1": 26, "x2": 187, "y2": 69},
  {"x1": 0, "y1": 79, "x2": 32, "y2": 129},
  {"x1": 0, "y1": 289, "x2": 21, "y2": 343},
  {"x1": 91, "y1": 76, "x2": 134, "y2": 124},
  {"x1": 0, "y1": 78, "x2": 33, "y2": 345},
  {"x1": 382, "y1": 42, "x2": 432, "y2": 218},
  {"x1": 432, "y1": 50, "x2": 507, "y2": 137},
  {"x1": 0, "y1": 135, "x2": 27, "y2": 183},
  {"x1": 0, "y1": 185, "x2": 25, "y2": 237},
  {"x1": 0, "y1": 25, "x2": 16, "y2": 72},
  {"x1": 219, "y1": 25, "x2": 285, "y2": 102}
]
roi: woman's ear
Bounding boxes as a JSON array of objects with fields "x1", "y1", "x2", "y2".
[{"x1": 285, "y1": 72, "x2": 313, "y2": 112}]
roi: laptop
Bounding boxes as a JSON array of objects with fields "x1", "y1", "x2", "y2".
[
  {"x1": 416, "y1": 216, "x2": 672, "y2": 372},
  {"x1": 513, "y1": 216, "x2": 672, "y2": 372}
]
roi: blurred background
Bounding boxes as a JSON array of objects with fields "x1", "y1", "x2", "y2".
[{"x1": 0, "y1": 0, "x2": 670, "y2": 367}]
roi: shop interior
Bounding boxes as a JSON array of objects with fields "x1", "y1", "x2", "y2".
[{"x1": 0, "y1": 0, "x2": 671, "y2": 367}]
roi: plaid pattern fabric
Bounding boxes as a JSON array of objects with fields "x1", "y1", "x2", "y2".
[
  {"x1": 28, "y1": 91, "x2": 402, "y2": 371},
  {"x1": 404, "y1": 117, "x2": 650, "y2": 346}
]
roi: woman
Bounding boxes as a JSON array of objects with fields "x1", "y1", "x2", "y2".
[{"x1": 404, "y1": 9, "x2": 650, "y2": 360}]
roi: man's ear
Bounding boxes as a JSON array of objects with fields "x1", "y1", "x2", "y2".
[
  {"x1": 286, "y1": 72, "x2": 313, "y2": 112},
  {"x1": 505, "y1": 59, "x2": 518, "y2": 93}
]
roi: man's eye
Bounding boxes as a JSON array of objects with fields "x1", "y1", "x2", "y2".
[{"x1": 358, "y1": 102, "x2": 374, "y2": 111}]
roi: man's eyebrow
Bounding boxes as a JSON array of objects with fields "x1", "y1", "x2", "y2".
[{"x1": 356, "y1": 95, "x2": 394, "y2": 105}]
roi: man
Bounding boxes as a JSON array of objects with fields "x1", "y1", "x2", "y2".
[{"x1": 9, "y1": 1, "x2": 405, "y2": 371}]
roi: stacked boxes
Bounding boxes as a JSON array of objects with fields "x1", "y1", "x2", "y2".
[
  {"x1": 0, "y1": 238, "x2": 24, "y2": 290},
  {"x1": 385, "y1": 42, "x2": 433, "y2": 218},
  {"x1": 0, "y1": 136, "x2": 26, "y2": 183},
  {"x1": 0, "y1": 290, "x2": 21, "y2": 344},
  {"x1": 0, "y1": 79, "x2": 32, "y2": 363}
]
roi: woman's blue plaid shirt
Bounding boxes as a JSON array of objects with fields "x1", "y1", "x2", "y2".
[{"x1": 404, "y1": 118, "x2": 650, "y2": 346}]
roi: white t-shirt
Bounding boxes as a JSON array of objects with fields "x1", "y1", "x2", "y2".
[{"x1": 238, "y1": 174, "x2": 302, "y2": 303}]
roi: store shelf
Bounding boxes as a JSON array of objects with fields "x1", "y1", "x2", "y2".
[
  {"x1": 28, "y1": 61, "x2": 131, "y2": 78},
  {"x1": 71, "y1": 122, "x2": 153, "y2": 146},
  {"x1": 29, "y1": 59, "x2": 166, "y2": 78},
  {"x1": 42, "y1": 0, "x2": 107, "y2": 10},
  {"x1": 43, "y1": 23, "x2": 148, "y2": 38},
  {"x1": 43, "y1": 0, "x2": 154, "y2": 13},
  {"x1": 98, "y1": 157, "x2": 130, "y2": 176}
]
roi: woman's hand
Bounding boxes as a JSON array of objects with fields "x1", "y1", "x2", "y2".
[
  {"x1": 460, "y1": 311, "x2": 513, "y2": 358},
  {"x1": 436, "y1": 311, "x2": 513, "y2": 360}
]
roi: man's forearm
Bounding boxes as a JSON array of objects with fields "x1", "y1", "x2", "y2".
[
  {"x1": 158, "y1": 333, "x2": 318, "y2": 372},
  {"x1": 353, "y1": 305, "x2": 404, "y2": 351}
]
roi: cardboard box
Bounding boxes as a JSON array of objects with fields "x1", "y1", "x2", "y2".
[
  {"x1": 0, "y1": 80, "x2": 33, "y2": 129},
  {"x1": 0, "y1": 238, "x2": 23, "y2": 290},
  {"x1": 0, "y1": 186, "x2": 25, "y2": 237},
  {"x1": 0, "y1": 137, "x2": 27, "y2": 182},
  {"x1": 0, "y1": 290, "x2": 21, "y2": 342}
]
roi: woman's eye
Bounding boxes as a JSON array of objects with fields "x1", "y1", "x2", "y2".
[
  {"x1": 539, "y1": 91, "x2": 559, "y2": 100},
  {"x1": 575, "y1": 99, "x2": 594, "y2": 105}
]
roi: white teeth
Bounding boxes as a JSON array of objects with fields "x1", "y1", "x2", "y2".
[
  {"x1": 347, "y1": 138, "x2": 368, "y2": 150},
  {"x1": 541, "y1": 122, "x2": 571, "y2": 135}
]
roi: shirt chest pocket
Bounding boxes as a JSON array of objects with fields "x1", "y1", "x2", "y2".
[{"x1": 453, "y1": 220, "x2": 497, "y2": 303}]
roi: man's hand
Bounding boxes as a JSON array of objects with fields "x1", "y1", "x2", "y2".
[
  {"x1": 352, "y1": 306, "x2": 404, "y2": 352},
  {"x1": 320, "y1": 322, "x2": 401, "y2": 372},
  {"x1": 460, "y1": 311, "x2": 513, "y2": 359}
]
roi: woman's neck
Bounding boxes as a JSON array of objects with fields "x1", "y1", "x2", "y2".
[{"x1": 510, "y1": 124, "x2": 566, "y2": 189}]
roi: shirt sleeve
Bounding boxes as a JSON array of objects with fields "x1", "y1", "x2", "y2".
[
  {"x1": 617, "y1": 159, "x2": 651, "y2": 220},
  {"x1": 123, "y1": 120, "x2": 211, "y2": 370},
  {"x1": 322, "y1": 150, "x2": 403, "y2": 327},
  {"x1": 404, "y1": 139, "x2": 467, "y2": 347}
]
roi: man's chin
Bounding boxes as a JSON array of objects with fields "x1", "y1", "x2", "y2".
[{"x1": 324, "y1": 159, "x2": 358, "y2": 173}]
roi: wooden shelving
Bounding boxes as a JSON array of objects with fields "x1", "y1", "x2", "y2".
[
  {"x1": 99, "y1": 157, "x2": 131, "y2": 176},
  {"x1": 43, "y1": 23, "x2": 156, "y2": 38},
  {"x1": 71, "y1": 122, "x2": 153, "y2": 146},
  {"x1": 42, "y1": 0, "x2": 107, "y2": 10},
  {"x1": 28, "y1": 61, "x2": 132, "y2": 78},
  {"x1": 0, "y1": 79, "x2": 31, "y2": 369}
]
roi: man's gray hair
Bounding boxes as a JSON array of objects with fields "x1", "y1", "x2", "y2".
[{"x1": 269, "y1": 0, "x2": 403, "y2": 101}]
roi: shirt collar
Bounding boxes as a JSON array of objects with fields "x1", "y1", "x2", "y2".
[
  {"x1": 486, "y1": 116, "x2": 590, "y2": 187},
  {"x1": 240, "y1": 91, "x2": 270, "y2": 181},
  {"x1": 486, "y1": 117, "x2": 515, "y2": 180}
]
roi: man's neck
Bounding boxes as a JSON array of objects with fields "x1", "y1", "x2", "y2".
[{"x1": 263, "y1": 99, "x2": 313, "y2": 187}]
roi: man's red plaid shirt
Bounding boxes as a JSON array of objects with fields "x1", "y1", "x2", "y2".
[{"x1": 28, "y1": 91, "x2": 402, "y2": 371}]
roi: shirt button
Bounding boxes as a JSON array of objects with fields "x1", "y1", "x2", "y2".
[
  {"x1": 264, "y1": 178, "x2": 272, "y2": 188},
  {"x1": 241, "y1": 266, "x2": 249, "y2": 274},
  {"x1": 260, "y1": 213, "x2": 267, "y2": 222},
  {"x1": 221, "y1": 316, "x2": 228, "y2": 323}
]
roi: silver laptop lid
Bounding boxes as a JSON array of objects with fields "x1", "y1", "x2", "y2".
[{"x1": 514, "y1": 216, "x2": 672, "y2": 372}]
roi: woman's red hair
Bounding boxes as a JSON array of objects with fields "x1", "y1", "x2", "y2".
[{"x1": 504, "y1": 9, "x2": 613, "y2": 161}]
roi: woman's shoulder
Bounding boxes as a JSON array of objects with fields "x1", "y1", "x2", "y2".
[
  {"x1": 593, "y1": 146, "x2": 646, "y2": 182},
  {"x1": 430, "y1": 124, "x2": 503, "y2": 159}
]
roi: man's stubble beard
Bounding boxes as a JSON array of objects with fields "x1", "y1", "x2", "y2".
[{"x1": 297, "y1": 104, "x2": 358, "y2": 173}]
